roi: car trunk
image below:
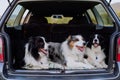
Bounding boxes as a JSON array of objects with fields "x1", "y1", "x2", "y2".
[
  {"x1": 2, "y1": 0, "x2": 119, "y2": 76},
  {"x1": 4, "y1": 23, "x2": 116, "y2": 73}
]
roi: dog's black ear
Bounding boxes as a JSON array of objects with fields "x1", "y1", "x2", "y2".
[
  {"x1": 31, "y1": 47, "x2": 40, "y2": 61},
  {"x1": 98, "y1": 34, "x2": 104, "y2": 44},
  {"x1": 27, "y1": 37, "x2": 40, "y2": 60},
  {"x1": 86, "y1": 34, "x2": 93, "y2": 48},
  {"x1": 86, "y1": 42, "x2": 92, "y2": 48},
  {"x1": 99, "y1": 35, "x2": 105, "y2": 49},
  {"x1": 28, "y1": 37, "x2": 35, "y2": 51}
]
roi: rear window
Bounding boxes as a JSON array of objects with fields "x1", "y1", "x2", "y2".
[
  {"x1": 4, "y1": 1, "x2": 116, "y2": 72},
  {"x1": 95, "y1": 4, "x2": 113, "y2": 26},
  {"x1": 87, "y1": 4, "x2": 113, "y2": 27},
  {"x1": 6, "y1": 1, "x2": 114, "y2": 27},
  {"x1": 47, "y1": 15, "x2": 72, "y2": 24}
]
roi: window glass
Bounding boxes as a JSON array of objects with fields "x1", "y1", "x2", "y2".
[
  {"x1": 6, "y1": 5, "x2": 22, "y2": 27},
  {"x1": 47, "y1": 15, "x2": 72, "y2": 24},
  {"x1": 95, "y1": 4, "x2": 113, "y2": 26},
  {"x1": 87, "y1": 9, "x2": 97, "y2": 24}
]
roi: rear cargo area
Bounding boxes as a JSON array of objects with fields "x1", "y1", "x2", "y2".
[
  {"x1": 4, "y1": 23, "x2": 115, "y2": 71},
  {"x1": 3, "y1": 0, "x2": 117, "y2": 74}
]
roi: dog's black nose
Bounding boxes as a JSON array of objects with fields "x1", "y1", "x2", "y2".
[
  {"x1": 94, "y1": 39, "x2": 97, "y2": 42},
  {"x1": 83, "y1": 43, "x2": 86, "y2": 46}
]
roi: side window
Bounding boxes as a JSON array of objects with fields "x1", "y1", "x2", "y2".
[
  {"x1": 94, "y1": 4, "x2": 113, "y2": 26},
  {"x1": 87, "y1": 9, "x2": 97, "y2": 24},
  {"x1": 6, "y1": 5, "x2": 25, "y2": 27}
]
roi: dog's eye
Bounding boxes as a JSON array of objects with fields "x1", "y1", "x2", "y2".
[
  {"x1": 40, "y1": 42, "x2": 44, "y2": 45},
  {"x1": 73, "y1": 39, "x2": 79, "y2": 42}
]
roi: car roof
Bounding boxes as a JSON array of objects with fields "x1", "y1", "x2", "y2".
[
  {"x1": 17, "y1": 0, "x2": 104, "y2": 16},
  {"x1": 18, "y1": 0, "x2": 101, "y2": 1}
]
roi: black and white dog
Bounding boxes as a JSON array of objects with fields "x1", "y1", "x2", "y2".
[
  {"x1": 24, "y1": 36, "x2": 49, "y2": 69},
  {"x1": 86, "y1": 34, "x2": 108, "y2": 68},
  {"x1": 24, "y1": 36, "x2": 66, "y2": 69},
  {"x1": 61, "y1": 35, "x2": 94, "y2": 69}
]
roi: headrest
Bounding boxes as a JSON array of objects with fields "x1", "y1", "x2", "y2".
[{"x1": 28, "y1": 15, "x2": 48, "y2": 24}]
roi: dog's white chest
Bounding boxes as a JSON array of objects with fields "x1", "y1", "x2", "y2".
[
  {"x1": 39, "y1": 52, "x2": 48, "y2": 64},
  {"x1": 92, "y1": 47, "x2": 105, "y2": 62}
]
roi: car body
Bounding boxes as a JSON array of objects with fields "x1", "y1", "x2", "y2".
[{"x1": 0, "y1": 0, "x2": 120, "y2": 80}]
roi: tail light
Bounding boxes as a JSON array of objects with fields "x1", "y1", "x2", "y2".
[
  {"x1": 117, "y1": 37, "x2": 120, "y2": 61},
  {"x1": 0, "y1": 37, "x2": 4, "y2": 62}
]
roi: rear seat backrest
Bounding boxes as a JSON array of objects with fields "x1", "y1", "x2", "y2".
[
  {"x1": 28, "y1": 15, "x2": 48, "y2": 24},
  {"x1": 23, "y1": 15, "x2": 49, "y2": 41},
  {"x1": 51, "y1": 24, "x2": 96, "y2": 42},
  {"x1": 23, "y1": 23, "x2": 51, "y2": 42},
  {"x1": 69, "y1": 15, "x2": 89, "y2": 24}
]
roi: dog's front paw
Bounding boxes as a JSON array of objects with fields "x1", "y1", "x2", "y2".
[
  {"x1": 88, "y1": 65, "x2": 95, "y2": 69},
  {"x1": 84, "y1": 64, "x2": 94, "y2": 69},
  {"x1": 95, "y1": 64, "x2": 103, "y2": 69},
  {"x1": 89, "y1": 65, "x2": 95, "y2": 69},
  {"x1": 103, "y1": 64, "x2": 108, "y2": 68},
  {"x1": 84, "y1": 59, "x2": 95, "y2": 69}
]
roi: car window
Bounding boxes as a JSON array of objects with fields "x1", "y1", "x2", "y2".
[
  {"x1": 47, "y1": 15, "x2": 72, "y2": 24},
  {"x1": 94, "y1": 4, "x2": 113, "y2": 27},
  {"x1": 87, "y1": 9, "x2": 97, "y2": 24},
  {"x1": 6, "y1": 5, "x2": 22, "y2": 27},
  {"x1": 6, "y1": 5, "x2": 27, "y2": 27}
]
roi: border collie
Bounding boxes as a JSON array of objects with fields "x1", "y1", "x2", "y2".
[
  {"x1": 24, "y1": 36, "x2": 49, "y2": 69},
  {"x1": 86, "y1": 34, "x2": 108, "y2": 68},
  {"x1": 23, "y1": 36, "x2": 65, "y2": 69},
  {"x1": 61, "y1": 35, "x2": 94, "y2": 69}
]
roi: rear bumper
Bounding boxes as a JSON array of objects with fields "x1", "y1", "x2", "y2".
[{"x1": 0, "y1": 63, "x2": 120, "y2": 80}]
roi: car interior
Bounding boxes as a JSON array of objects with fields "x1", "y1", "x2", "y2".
[{"x1": 4, "y1": 1, "x2": 116, "y2": 70}]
